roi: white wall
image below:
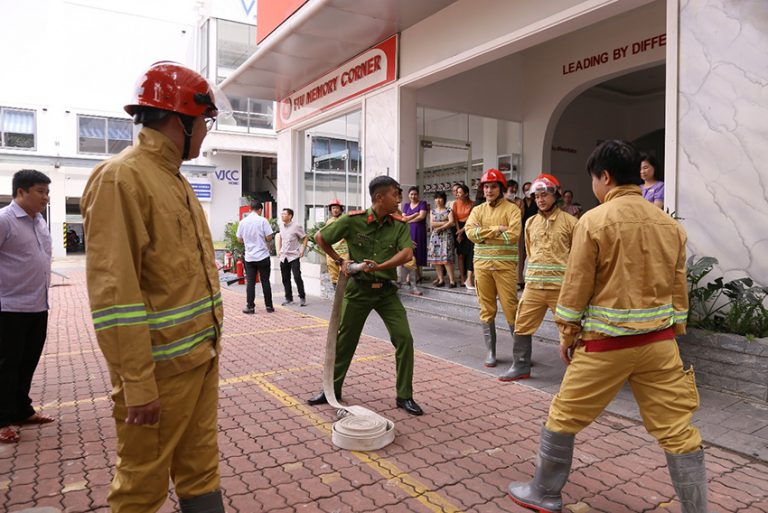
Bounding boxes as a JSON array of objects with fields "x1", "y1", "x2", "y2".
[{"x1": 206, "y1": 153, "x2": 243, "y2": 240}]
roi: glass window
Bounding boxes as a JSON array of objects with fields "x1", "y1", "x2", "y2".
[
  {"x1": 216, "y1": 19, "x2": 257, "y2": 84},
  {"x1": 200, "y1": 20, "x2": 209, "y2": 78},
  {"x1": 78, "y1": 115, "x2": 132, "y2": 155},
  {"x1": 1, "y1": 107, "x2": 36, "y2": 149},
  {"x1": 215, "y1": 96, "x2": 274, "y2": 132},
  {"x1": 303, "y1": 111, "x2": 363, "y2": 228}
]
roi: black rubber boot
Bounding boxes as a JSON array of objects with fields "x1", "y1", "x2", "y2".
[
  {"x1": 179, "y1": 489, "x2": 225, "y2": 513},
  {"x1": 666, "y1": 449, "x2": 714, "y2": 513},
  {"x1": 481, "y1": 321, "x2": 497, "y2": 367},
  {"x1": 499, "y1": 333, "x2": 532, "y2": 381},
  {"x1": 508, "y1": 428, "x2": 574, "y2": 513}
]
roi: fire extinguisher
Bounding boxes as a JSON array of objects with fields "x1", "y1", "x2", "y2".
[
  {"x1": 236, "y1": 258, "x2": 245, "y2": 285},
  {"x1": 224, "y1": 251, "x2": 232, "y2": 271}
]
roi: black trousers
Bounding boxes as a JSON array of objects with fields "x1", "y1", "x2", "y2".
[
  {"x1": 0, "y1": 311, "x2": 48, "y2": 427},
  {"x1": 244, "y1": 257, "x2": 273, "y2": 309},
  {"x1": 280, "y1": 258, "x2": 305, "y2": 301}
]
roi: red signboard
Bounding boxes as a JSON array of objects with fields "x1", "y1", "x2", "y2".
[
  {"x1": 256, "y1": 0, "x2": 308, "y2": 44},
  {"x1": 276, "y1": 34, "x2": 399, "y2": 130}
]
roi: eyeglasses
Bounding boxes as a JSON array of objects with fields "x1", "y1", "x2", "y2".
[{"x1": 204, "y1": 117, "x2": 216, "y2": 131}]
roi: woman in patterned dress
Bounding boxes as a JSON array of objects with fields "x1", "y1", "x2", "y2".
[{"x1": 428, "y1": 191, "x2": 456, "y2": 287}]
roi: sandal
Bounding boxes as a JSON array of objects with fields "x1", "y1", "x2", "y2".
[
  {"x1": 448, "y1": 282, "x2": 457, "y2": 288},
  {"x1": 0, "y1": 426, "x2": 20, "y2": 443},
  {"x1": 22, "y1": 413, "x2": 55, "y2": 425},
  {"x1": 435, "y1": 281, "x2": 445, "y2": 287}
]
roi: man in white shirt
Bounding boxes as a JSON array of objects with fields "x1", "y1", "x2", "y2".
[{"x1": 236, "y1": 201, "x2": 274, "y2": 314}]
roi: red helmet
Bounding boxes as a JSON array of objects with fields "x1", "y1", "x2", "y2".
[
  {"x1": 125, "y1": 62, "x2": 219, "y2": 118},
  {"x1": 528, "y1": 173, "x2": 561, "y2": 197},
  {"x1": 328, "y1": 199, "x2": 344, "y2": 209},
  {"x1": 535, "y1": 173, "x2": 561, "y2": 187},
  {"x1": 480, "y1": 168, "x2": 508, "y2": 190}
]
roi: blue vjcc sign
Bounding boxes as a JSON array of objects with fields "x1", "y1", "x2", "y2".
[{"x1": 215, "y1": 169, "x2": 240, "y2": 185}]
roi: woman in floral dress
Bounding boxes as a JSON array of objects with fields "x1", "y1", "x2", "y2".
[{"x1": 428, "y1": 191, "x2": 456, "y2": 287}]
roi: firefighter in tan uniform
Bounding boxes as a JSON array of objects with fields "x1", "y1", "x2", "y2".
[
  {"x1": 508, "y1": 140, "x2": 712, "y2": 513},
  {"x1": 499, "y1": 173, "x2": 577, "y2": 381},
  {"x1": 324, "y1": 199, "x2": 349, "y2": 287},
  {"x1": 465, "y1": 169, "x2": 522, "y2": 367},
  {"x1": 81, "y1": 62, "x2": 228, "y2": 513}
]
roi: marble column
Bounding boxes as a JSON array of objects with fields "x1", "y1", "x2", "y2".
[{"x1": 677, "y1": 0, "x2": 768, "y2": 283}]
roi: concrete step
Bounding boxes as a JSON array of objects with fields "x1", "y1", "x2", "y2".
[{"x1": 398, "y1": 283, "x2": 560, "y2": 343}]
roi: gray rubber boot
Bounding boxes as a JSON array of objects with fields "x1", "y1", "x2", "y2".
[
  {"x1": 666, "y1": 449, "x2": 713, "y2": 513},
  {"x1": 499, "y1": 333, "x2": 532, "y2": 381},
  {"x1": 179, "y1": 489, "x2": 226, "y2": 513},
  {"x1": 509, "y1": 428, "x2": 575, "y2": 513},
  {"x1": 481, "y1": 321, "x2": 497, "y2": 367}
]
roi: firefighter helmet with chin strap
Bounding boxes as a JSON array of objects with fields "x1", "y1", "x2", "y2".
[
  {"x1": 480, "y1": 168, "x2": 508, "y2": 190},
  {"x1": 328, "y1": 198, "x2": 345, "y2": 212},
  {"x1": 125, "y1": 61, "x2": 220, "y2": 118},
  {"x1": 125, "y1": 62, "x2": 232, "y2": 159},
  {"x1": 528, "y1": 174, "x2": 561, "y2": 197}
]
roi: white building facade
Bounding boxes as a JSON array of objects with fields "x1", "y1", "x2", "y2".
[
  {"x1": 222, "y1": 0, "x2": 767, "y2": 292},
  {"x1": 0, "y1": 0, "x2": 278, "y2": 257}
]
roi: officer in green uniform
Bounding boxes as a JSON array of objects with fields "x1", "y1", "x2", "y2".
[{"x1": 308, "y1": 176, "x2": 423, "y2": 416}]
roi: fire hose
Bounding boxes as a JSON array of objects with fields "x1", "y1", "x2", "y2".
[{"x1": 323, "y1": 262, "x2": 395, "y2": 451}]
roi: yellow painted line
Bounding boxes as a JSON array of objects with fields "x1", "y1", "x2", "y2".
[
  {"x1": 42, "y1": 348, "x2": 98, "y2": 359},
  {"x1": 222, "y1": 323, "x2": 328, "y2": 338},
  {"x1": 41, "y1": 353, "x2": 394, "y2": 410},
  {"x1": 250, "y1": 376, "x2": 464, "y2": 513},
  {"x1": 41, "y1": 395, "x2": 110, "y2": 411}
]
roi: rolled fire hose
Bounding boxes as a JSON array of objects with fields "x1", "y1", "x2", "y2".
[{"x1": 323, "y1": 262, "x2": 396, "y2": 451}]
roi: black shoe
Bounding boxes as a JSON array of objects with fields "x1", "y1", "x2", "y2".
[
  {"x1": 307, "y1": 391, "x2": 339, "y2": 405},
  {"x1": 281, "y1": 300, "x2": 294, "y2": 306},
  {"x1": 300, "y1": 298, "x2": 307, "y2": 306},
  {"x1": 396, "y1": 398, "x2": 423, "y2": 416},
  {"x1": 242, "y1": 307, "x2": 255, "y2": 314},
  {"x1": 266, "y1": 307, "x2": 275, "y2": 313}
]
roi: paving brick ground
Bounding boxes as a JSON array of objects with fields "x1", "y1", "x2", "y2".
[{"x1": 2, "y1": 269, "x2": 767, "y2": 512}]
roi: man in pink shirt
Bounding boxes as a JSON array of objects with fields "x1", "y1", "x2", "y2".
[{"x1": 276, "y1": 208, "x2": 308, "y2": 306}]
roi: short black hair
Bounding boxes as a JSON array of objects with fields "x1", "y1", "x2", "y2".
[
  {"x1": 563, "y1": 189, "x2": 574, "y2": 196},
  {"x1": 459, "y1": 184, "x2": 469, "y2": 195},
  {"x1": 368, "y1": 176, "x2": 401, "y2": 199},
  {"x1": 282, "y1": 208, "x2": 294, "y2": 217},
  {"x1": 639, "y1": 152, "x2": 663, "y2": 180},
  {"x1": 506, "y1": 180, "x2": 518, "y2": 192},
  {"x1": 407, "y1": 186, "x2": 419, "y2": 194},
  {"x1": 434, "y1": 191, "x2": 447, "y2": 202},
  {"x1": 586, "y1": 140, "x2": 643, "y2": 186},
  {"x1": 13, "y1": 169, "x2": 50, "y2": 198},
  {"x1": 250, "y1": 201, "x2": 263, "y2": 211}
]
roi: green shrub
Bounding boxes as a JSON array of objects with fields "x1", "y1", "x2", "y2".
[{"x1": 687, "y1": 255, "x2": 768, "y2": 339}]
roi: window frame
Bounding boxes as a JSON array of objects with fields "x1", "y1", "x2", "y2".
[
  {"x1": 0, "y1": 107, "x2": 37, "y2": 151},
  {"x1": 77, "y1": 114, "x2": 133, "y2": 156}
]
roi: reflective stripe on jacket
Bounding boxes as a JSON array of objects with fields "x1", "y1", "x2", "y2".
[
  {"x1": 466, "y1": 200, "x2": 521, "y2": 271},
  {"x1": 81, "y1": 128, "x2": 223, "y2": 407},
  {"x1": 555, "y1": 185, "x2": 688, "y2": 347},
  {"x1": 524, "y1": 207, "x2": 577, "y2": 289}
]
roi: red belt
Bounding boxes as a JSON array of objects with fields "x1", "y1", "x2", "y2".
[{"x1": 582, "y1": 327, "x2": 675, "y2": 352}]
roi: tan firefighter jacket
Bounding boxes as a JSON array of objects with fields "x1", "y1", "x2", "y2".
[
  {"x1": 524, "y1": 207, "x2": 578, "y2": 290},
  {"x1": 555, "y1": 185, "x2": 688, "y2": 347},
  {"x1": 81, "y1": 128, "x2": 223, "y2": 407},
  {"x1": 466, "y1": 199, "x2": 522, "y2": 271}
]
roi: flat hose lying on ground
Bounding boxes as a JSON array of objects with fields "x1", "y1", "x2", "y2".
[{"x1": 323, "y1": 263, "x2": 395, "y2": 451}]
